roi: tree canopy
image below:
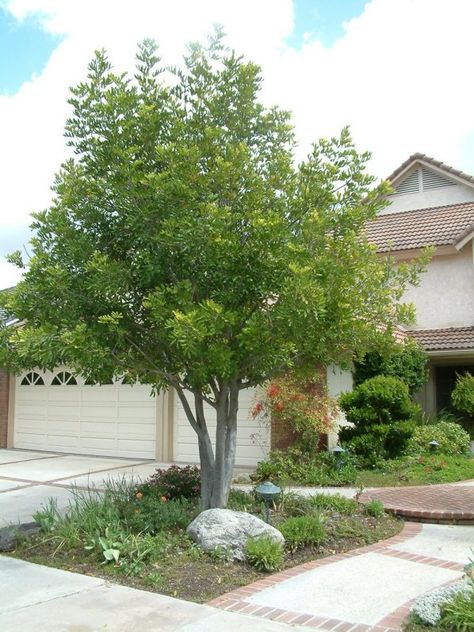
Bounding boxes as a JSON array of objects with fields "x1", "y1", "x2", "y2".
[{"x1": 0, "y1": 36, "x2": 426, "y2": 507}]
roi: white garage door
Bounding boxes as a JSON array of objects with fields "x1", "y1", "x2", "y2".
[{"x1": 14, "y1": 369, "x2": 158, "y2": 459}]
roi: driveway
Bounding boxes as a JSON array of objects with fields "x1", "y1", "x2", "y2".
[{"x1": 0, "y1": 448, "x2": 168, "y2": 526}]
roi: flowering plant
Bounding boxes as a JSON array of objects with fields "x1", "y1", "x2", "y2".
[{"x1": 252, "y1": 368, "x2": 336, "y2": 447}]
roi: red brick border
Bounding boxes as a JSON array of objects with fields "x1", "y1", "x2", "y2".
[
  {"x1": 359, "y1": 484, "x2": 474, "y2": 524},
  {"x1": 207, "y1": 522, "x2": 465, "y2": 631}
]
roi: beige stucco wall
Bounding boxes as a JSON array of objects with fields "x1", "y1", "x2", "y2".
[
  {"x1": 402, "y1": 245, "x2": 474, "y2": 330},
  {"x1": 326, "y1": 364, "x2": 353, "y2": 449}
]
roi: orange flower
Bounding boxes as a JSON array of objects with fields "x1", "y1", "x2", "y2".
[
  {"x1": 267, "y1": 384, "x2": 279, "y2": 398},
  {"x1": 135, "y1": 491, "x2": 143, "y2": 500},
  {"x1": 160, "y1": 496, "x2": 168, "y2": 502}
]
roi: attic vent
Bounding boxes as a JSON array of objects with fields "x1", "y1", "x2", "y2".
[
  {"x1": 422, "y1": 167, "x2": 456, "y2": 191},
  {"x1": 393, "y1": 170, "x2": 420, "y2": 195}
]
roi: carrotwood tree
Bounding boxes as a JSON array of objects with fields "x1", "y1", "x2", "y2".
[{"x1": 0, "y1": 37, "x2": 426, "y2": 508}]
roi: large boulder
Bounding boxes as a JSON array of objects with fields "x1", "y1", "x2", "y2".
[{"x1": 187, "y1": 508, "x2": 285, "y2": 561}]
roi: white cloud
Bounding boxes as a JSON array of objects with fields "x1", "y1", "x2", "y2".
[{"x1": 1, "y1": 0, "x2": 474, "y2": 288}]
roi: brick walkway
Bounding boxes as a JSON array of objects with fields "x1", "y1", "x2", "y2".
[{"x1": 359, "y1": 482, "x2": 474, "y2": 523}]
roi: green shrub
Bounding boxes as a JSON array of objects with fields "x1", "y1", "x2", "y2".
[
  {"x1": 339, "y1": 375, "x2": 420, "y2": 462},
  {"x1": 354, "y1": 339, "x2": 428, "y2": 395},
  {"x1": 308, "y1": 493, "x2": 358, "y2": 515},
  {"x1": 144, "y1": 465, "x2": 201, "y2": 500},
  {"x1": 227, "y1": 489, "x2": 260, "y2": 513},
  {"x1": 452, "y1": 373, "x2": 474, "y2": 415},
  {"x1": 123, "y1": 496, "x2": 196, "y2": 534},
  {"x1": 364, "y1": 499, "x2": 385, "y2": 518},
  {"x1": 279, "y1": 515, "x2": 326, "y2": 551},
  {"x1": 407, "y1": 421, "x2": 470, "y2": 456},
  {"x1": 253, "y1": 447, "x2": 358, "y2": 486},
  {"x1": 439, "y1": 583, "x2": 474, "y2": 631},
  {"x1": 245, "y1": 537, "x2": 284, "y2": 572}
]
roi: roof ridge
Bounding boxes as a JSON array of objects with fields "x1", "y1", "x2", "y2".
[{"x1": 386, "y1": 154, "x2": 474, "y2": 187}]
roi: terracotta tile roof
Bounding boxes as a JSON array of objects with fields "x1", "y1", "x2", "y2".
[
  {"x1": 386, "y1": 153, "x2": 474, "y2": 187},
  {"x1": 408, "y1": 326, "x2": 474, "y2": 351},
  {"x1": 366, "y1": 202, "x2": 474, "y2": 252}
]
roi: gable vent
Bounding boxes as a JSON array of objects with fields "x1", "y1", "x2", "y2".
[
  {"x1": 421, "y1": 167, "x2": 456, "y2": 191},
  {"x1": 393, "y1": 170, "x2": 420, "y2": 195}
]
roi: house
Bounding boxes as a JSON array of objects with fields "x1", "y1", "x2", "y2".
[
  {"x1": 366, "y1": 154, "x2": 474, "y2": 419},
  {"x1": 1, "y1": 153, "x2": 473, "y2": 466}
]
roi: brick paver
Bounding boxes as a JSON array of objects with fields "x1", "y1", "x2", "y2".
[{"x1": 359, "y1": 482, "x2": 474, "y2": 523}]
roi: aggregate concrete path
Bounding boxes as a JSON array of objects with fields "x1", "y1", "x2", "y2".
[{"x1": 209, "y1": 522, "x2": 473, "y2": 631}]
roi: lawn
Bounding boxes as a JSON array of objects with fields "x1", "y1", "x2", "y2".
[
  {"x1": 254, "y1": 450, "x2": 474, "y2": 488},
  {"x1": 354, "y1": 455, "x2": 474, "y2": 488},
  {"x1": 10, "y1": 478, "x2": 401, "y2": 604}
]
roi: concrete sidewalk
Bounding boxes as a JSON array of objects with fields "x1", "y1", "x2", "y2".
[{"x1": 0, "y1": 556, "x2": 308, "y2": 632}]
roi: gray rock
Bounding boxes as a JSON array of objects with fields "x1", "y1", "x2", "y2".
[
  {"x1": 187, "y1": 508, "x2": 284, "y2": 561},
  {"x1": 0, "y1": 522, "x2": 40, "y2": 552},
  {"x1": 410, "y1": 580, "x2": 472, "y2": 626}
]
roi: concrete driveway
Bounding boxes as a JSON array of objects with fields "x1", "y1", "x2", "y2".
[{"x1": 0, "y1": 448, "x2": 169, "y2": 526}]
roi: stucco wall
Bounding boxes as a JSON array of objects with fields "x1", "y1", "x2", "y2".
[
  {"x1": 402, "y1": 246, "x2": 474, "y2": 329},
  {"x1": 326, "y1": 364, "x2": 353, "y2": 449},
  {"x1": 0, "y1": 369, "x2": 9, "y2": 448}
]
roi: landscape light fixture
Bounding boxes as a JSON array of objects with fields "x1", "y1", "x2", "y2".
[
  {"x1": 255, "y1": 480, "x2": 282, "y2": 523},
  {"x1": 429, "y1": 440, "x2": 439, "y2": 453},
  {"x1": 331, "y1": 445, "x2": 346, "y2": 469}
]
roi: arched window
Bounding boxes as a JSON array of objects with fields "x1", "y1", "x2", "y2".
[
  {"x1": 51, "y1": 371, "x2": 77, "y2": 386},
  {"x1": 20, "y1": 372, "x2": 45, "y2": 386}
]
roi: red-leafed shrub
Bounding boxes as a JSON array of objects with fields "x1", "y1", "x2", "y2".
[{"x1": 145, "y1": 465, "x2": 201, "y2": 500}]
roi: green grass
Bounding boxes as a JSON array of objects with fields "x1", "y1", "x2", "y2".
[{"x1": 355, "y1": 455, "x2": 474, "y2": 488}]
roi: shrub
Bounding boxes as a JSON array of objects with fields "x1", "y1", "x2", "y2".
[
  {"x1": 227, "y1": 489, "x2": 260, "y2": 513},
  {"x1": 364, "y1": 499, "x2": 385, "y2": 518},
  {"x1": 279, "y1": 515, "x2": 326, "y2": 551},
  {"x1": 452, "y1": 373, "x2": 474, "y2": 415},
  {"x1": 123, "y1": 495, "x2": 196, "y2": 534},
  {"x1": 308, "y1": 493, "x2": 358, "y2": 515},
  {"x1": 439, "y1": 583, "x2": 474, "y2": 631},
  {"x1": 245, "y1": 536, "x2": 284, "y2": 572},
  {"x1": 407, "y1": 421, "x2": 470, "y2": 456},
  {"x1": 253, "y1": 447, "x2": 358, "y2": 486},
  {"x1": 144, "y1": 465, "x2": 201, "y2": 500},
  {"x1": 339, "y1": 375, "x2": 420, "y2": 462},
  {"x1": 354, "y1": 339, "x2": 429, "y2": 395},
  {"x1": 252, "y1": 368, "x2": 337, "y2": 449}
]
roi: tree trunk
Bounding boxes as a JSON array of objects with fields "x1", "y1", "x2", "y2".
[{"x1": 177, "y1": 381, "x2": 239, "y2": 509}]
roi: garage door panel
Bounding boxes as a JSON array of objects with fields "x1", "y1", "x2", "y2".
[
  {"x1": 81, "y1": 389, "x2": 118, "y2": 403},
  {"x1": 14, "y1": 433, "x2": 48, "y2": 448},
  {"x1": 14, "y1": 372, "x2": 158, "y2": 459},
  {"x1": 16, "y1": 388, "x2": 48, "y2": 402},
  {"x1": 117, "y1": 406, "x2": 155, "y2": 420},
  {"x1": 47, "y1": 420, "x2": 81, "y2": 435},
  {"x1": 80, "y1": 405, "x2": 119, "y2": 419},
  {"x1": 118, "y1": 387, "x2": 154, "y2": 402},
  {"x1": 117, "y1": 422, "x2": 155, "y2": 437}
]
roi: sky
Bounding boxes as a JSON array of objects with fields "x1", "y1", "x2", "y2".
[{"x1": 1, "y1": 0, "x2": 474, "y2": 289}]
